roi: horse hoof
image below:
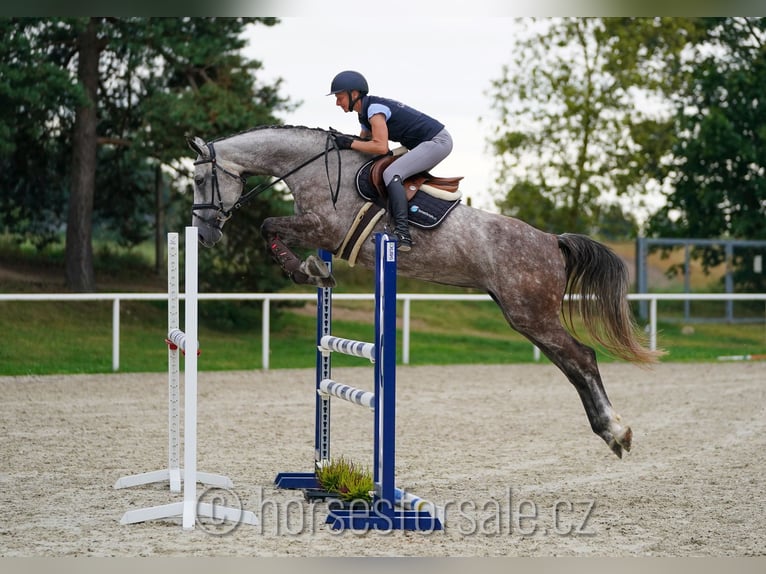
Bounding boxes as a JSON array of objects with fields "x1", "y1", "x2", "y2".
[
  {"x1": 309, "y1": 275, "x2": 336, "y2": 288},
  {"x1": 608, "y1": 426, "x2": 632, "y2": 458},
  {"x1": 318, "y1": 276, "x2": 337, "y2": 288},
  {"x1": 305, "y1": 255, "x2": 331, "y2": 278},
  {"x1": 620, "y1": 426, "x2": 633, "y2": 452}
]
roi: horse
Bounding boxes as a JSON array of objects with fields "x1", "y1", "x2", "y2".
[{"x1": 188, "y1": 125, "x2": 663, "y2": 459}]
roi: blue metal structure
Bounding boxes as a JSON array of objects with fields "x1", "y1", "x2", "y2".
[{"x1": 275, "y1": 233, "x2": 441, "y2": 531}]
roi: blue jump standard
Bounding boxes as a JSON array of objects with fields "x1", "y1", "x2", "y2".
[
  {"x1": 326, "y1": 505, "x2": 442, "y2": 531},
  {"x1": 273, "y1": 472, "x2": 320, "y2": 490},
  {"x1": 274, "y1": 233, "x2": 442, "y2": 531}
]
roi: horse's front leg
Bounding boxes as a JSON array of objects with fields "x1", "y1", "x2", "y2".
[{"x1": 261, "y1": 214, "x2": 336, "y2": 288}]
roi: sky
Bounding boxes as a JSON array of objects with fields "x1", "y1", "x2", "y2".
[{"x1": 245, "y1": 17, "x2": 527, "y2": 211}]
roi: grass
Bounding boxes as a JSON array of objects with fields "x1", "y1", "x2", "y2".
[
  {"x1": 1, "y1": 238, "x2": 764, "y2": 376},
  {"x1": 315, "y1": 457, "x2": 375, "y2": 503},
  {"x1": 1, "y1": 295, "x2": 764, "y2": 376}
]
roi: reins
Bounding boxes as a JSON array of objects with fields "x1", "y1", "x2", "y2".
[
  {"x1": 192, "y1": 132, "x2": 343, "y2": 222},
  {"x1": 324, "y1": 132, "x2": 342, "y2": 208}
]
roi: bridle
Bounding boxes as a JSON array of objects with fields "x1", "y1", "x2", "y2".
[
  {"x1": 191, "y1": 142, "x2": 247, "y2": 227},
  {"x1": 191, "y1": 134, "x2": 343, "y2": 229}
]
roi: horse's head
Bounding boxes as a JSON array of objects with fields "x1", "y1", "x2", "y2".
[{"x1": 188, "y1": 136, "x2": 247, "y2": 247}]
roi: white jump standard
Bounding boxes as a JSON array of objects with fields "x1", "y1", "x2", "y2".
[
  {"x1": 116, "y1": 227, "x2": 257, "y2": 530},
  {"x1": 275, "y1": 233, "x2": 442, "y2": 531},
  {"x1": 114, "y1": 233, "x2": 230, "y2": 493}
]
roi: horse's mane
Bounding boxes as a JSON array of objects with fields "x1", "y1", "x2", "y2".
[{"x1": 208, "y1": 124, "x2": 331, "y2": 144}]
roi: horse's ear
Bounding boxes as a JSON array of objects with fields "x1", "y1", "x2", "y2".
[{"x1": 187, "y1": 136, "x2": 208, "y2": 157}]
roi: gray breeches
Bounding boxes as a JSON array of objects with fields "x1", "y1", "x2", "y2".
[{"x1": 382, "y1": 128, "x2": 453, "y2": 185}]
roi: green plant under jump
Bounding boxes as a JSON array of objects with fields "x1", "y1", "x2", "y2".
[{"x1": 315, "y1": 456, "x2": 374, "y2": 503}]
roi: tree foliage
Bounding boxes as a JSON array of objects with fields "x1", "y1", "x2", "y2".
[
  {"x1": 488, "y1": 17, "x2": 765, "y2": 291},
  {"x1": 647, "y1": 18, "x2": 766, "y2": 254},
  {"x1": 486, "y1": 17, "x2": 703, "y2": 238},
  {"x1": 0, "y1": 17, "x2": 293, "y2": 292},
  {"x1": 645, "y1": 18, "x2": 766, "y2": 291},
  {"x1": 0, "y1": 18, "x2": 85, "y2": 249}
]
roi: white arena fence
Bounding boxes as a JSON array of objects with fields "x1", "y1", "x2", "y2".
[{"x1": 1, "y1": 291, "x2": 764, "y2": 371}]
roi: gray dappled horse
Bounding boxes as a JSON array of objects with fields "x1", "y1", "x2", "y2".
[{"x1": 189, "y1": 125, "x2": 662, "y2": 459}]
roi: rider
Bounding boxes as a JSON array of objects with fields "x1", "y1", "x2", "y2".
[{"x1": 327, "y1": 70, "x2": 453, "y2": 251}]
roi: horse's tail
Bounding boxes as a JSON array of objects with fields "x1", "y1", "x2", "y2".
[{"x1": 557, "y1": 233, "x2": 665, "y2": 365}]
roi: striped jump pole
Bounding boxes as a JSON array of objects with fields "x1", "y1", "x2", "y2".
[
  {"x1": 275, "y1": 233, "x2": 441, "y2": 531},
  {"x1": 116, "y1": 227, "x2": 257, "y2": 530},
  {"x1": 319, "y1": 335, "x2": 375, "y2": 361},
  {"x1": 318, "y1": 379, "x2": 375, "y2": 410}
]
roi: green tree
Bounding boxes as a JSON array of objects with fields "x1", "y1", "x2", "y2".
[
  {"x1": 0, "y1": 17, "x2": 290, "y2": 292},
  {"x1": 0, "y1": 19, "x2": 85, "y2": 249},
  {"x1": 647, "y1": 18, "x2": 766, "y2": 290},
  {"x1": 486, "y1": 17, "x2": 702, "y2": 237}
]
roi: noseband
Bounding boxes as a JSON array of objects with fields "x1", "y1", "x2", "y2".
[{"x1": 191, "y1": 134, "x2": 343, "y2": 230}]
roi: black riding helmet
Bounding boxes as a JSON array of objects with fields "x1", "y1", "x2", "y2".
[{"x1": 327, "y1": 70, "x2": 368, "y2": 111}]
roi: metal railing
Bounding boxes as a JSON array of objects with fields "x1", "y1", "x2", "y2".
[{"x1": 1, "y1": 292, "x2": 764, "y2": 371}]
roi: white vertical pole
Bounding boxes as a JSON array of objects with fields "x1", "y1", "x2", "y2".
[
  {"x1": 167, "y1": 233, "x2": 181, "y2": 492},
  {"x1": 182, "y1": 226, "x2": 199, "y2": 530},
  {"x1": 650, "y1": 297, "x2": 657, "y2": 352},
  {"x1": 262, "y1": 298, "x2": 270, "y2": 370},
  {"x1": 112, "y1": 299, "x2": 120, "y2": 371},
  {"x1": 402, "y1": 297, "x2": 410, "y2": 365}
]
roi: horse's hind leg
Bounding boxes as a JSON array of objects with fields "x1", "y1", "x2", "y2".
[
  {"x1": 502, "y1": 303, "x2": 633, "y2": 457},
  {"x1": 537, "y1": 328, "x2": 633, "y2": 458},
  {"x1": 538, "y1": 326, "x2": 632, "y2": 457},
  {"x1": 552, "y1": 333, "x2": 632, "y2": 457}
]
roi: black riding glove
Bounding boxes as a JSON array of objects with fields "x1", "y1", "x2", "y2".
[{"x1": 333, "y1": 134, "x2": 354, "y2": 150}]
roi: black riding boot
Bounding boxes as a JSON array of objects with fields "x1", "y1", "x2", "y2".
[{"x1": 386, "y1": 175, "x2": 413, "y2": 251}]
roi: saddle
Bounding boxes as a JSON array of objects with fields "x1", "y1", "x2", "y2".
[
  {"x1": 369, "y1": 151, "x2": 463, "y2": 201},
  {"x1": 341, "y1": 151, "x2": 464, "y2": 266}
]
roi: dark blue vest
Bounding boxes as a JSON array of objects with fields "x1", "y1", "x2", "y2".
[{"x1": 358, "y1": 95, "x2": 445, "y2": 150}]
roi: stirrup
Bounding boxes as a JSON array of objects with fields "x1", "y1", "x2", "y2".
[{"x1": 394, "y1": 231, "x2": 412, "y2": 251}]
